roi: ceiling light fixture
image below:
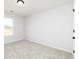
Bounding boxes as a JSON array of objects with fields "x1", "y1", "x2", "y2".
[{"x1": 17, "y1": 0, "x2": 24, "y2": 6}]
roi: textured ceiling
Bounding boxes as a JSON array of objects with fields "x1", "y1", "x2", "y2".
[{"x1": 4, "y1": 0, "x2": 73, "y2": 16}]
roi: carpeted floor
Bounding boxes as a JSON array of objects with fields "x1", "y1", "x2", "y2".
[{"x1": 5, "y1": 40, "x2": 73, "y2": 59}]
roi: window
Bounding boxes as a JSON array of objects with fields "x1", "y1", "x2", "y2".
[{"x1": 4, "y1": 17, "x2": 13, "y2": 36}]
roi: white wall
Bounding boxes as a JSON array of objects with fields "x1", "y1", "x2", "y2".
[
  {"x1": 4, "y1": 13, "x2": 25, "y2": 44},
  {"x1": 25, "y1": 3, "x2": 73, "y2": 53}
]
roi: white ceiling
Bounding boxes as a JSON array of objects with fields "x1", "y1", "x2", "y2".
[{"x1": 4, "y1": 0, "x2": 73, "y2": 17}]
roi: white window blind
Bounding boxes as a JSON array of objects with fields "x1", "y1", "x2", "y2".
[{"x1": 4, "y1": 17, "x2": 13, "y2": 36}]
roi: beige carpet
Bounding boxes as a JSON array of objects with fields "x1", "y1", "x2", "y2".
[{"x1": 5, "y1": 40, "x2": 73, "y2": 59}]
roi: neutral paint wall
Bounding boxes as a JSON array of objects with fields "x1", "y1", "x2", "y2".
[
  {"x1": 25, "y1": 3, "x2": 73, "y2": 53},
  {"x1": 4, "y1": 13, "x2": 25, "y2": 44}
]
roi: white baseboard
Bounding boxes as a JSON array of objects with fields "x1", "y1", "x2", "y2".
[
  {"x1": 5, "y1": 36, "x2": 72, "y2": 54},
  {"x1": 4, "y1": 37, "x2": 24, "y2": 44},
  {"x1": 25, "y1": 39, "x2": 73, "y2": 54}
]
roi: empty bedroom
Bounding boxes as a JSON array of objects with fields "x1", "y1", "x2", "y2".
[{"x1": 4, "y1": 0, "x2": 74, "y2": 59}]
